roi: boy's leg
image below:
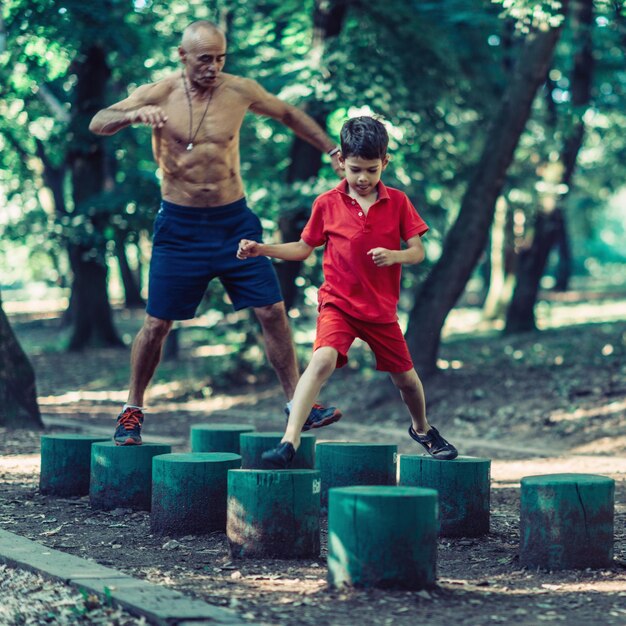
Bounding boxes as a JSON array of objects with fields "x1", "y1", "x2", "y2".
[
  {"x1": 388, "y1": 368, "x2": 429, "y2": 433},
  {"x1": 261, "y1": 347, "x2": 338, "y2": 469},
  {"x1": 390, "y1": 368, "x2": 458, "y2": 460},
  {"x1": 253, "y1": 302, "x2": 340, "y2": 426},
  {"x1": 283, "y1": 346, "x2": 338, "y2": 449}
]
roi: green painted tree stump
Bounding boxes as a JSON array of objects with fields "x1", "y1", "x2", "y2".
[
  {"x1": 89, "y1": 442, "x2": 171, "y2": 511},
  {"x1": 327, "y1": 485, "x2": 438, "y2": 590},
  {"x1": 39, "y1": 434, "x2": 109, "y2": 496},
  {"x1": 520, "y1": 473, "x2": 615, "y2": 570},
  {"x1": 190, "y1": 424, "x2": 255, "y2": 454},
  {"x1": 315, "y1": 442, "x2": 397, "y2": 507},
  {"x1": 227, "y1": 469, "x2": 321, "y2": 558},
  {"x1": 239, "y1": 432, "x2": 316, "y2": 469},
  {"x1": 398, "y1": 454, "x2": 491, "y2": 537},
  {"x1": 151, "y1": 453, "x2": 241, "y2": 535}
]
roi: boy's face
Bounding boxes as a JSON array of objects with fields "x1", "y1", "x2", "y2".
[{"x1": 341, "y1": 155, "x2": 389, "y2": 197}]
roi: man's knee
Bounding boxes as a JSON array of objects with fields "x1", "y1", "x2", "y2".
[
  {"x1": 254, "y1": 302, "x2": 288, "y2": 329},
  {"x1": 142, "y1": 315, "x2": 173, "y2": 341}
]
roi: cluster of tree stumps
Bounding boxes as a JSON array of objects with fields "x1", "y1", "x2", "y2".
[{"x1": 38, "y1": 427, "x2": 615, "y2": 592}]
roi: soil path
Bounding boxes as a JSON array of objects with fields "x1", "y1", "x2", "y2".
[{"x1": 1, "y1": 312, "x2": 625, "y2": 625}]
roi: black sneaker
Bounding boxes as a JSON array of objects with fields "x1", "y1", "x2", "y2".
[
  {"x1": 284, "y1": 403, "x2": 342, "y2": 432},
  {"x1": 261, "y1": 442, "x2": 296, "y2": 469},
  {"x1": 408, "y1": 425, "x2": 458, "y2": 460},
  {"x1": 113, "y1": 407, "x2": 144, "y2": 446}
]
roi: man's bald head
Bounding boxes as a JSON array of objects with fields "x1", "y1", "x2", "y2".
[{"x1": 181, "y1": 21, "x2": 226, "y2": 52}]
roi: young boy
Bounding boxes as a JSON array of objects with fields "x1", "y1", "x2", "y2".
[{"x1": 237, "y1": 116, "x2": 458, "y2": 468}]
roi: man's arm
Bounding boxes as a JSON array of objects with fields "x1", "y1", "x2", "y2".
[
  {"x1": 237, "y1": 238, "x2": 314, "y2": 262},
  {"x1": 89, "y1": 82, "x2": 169, "y2": 136},
  {"x1": 367, "y1": 235, "x2": 425, "y2": 267},
  {"x1": 245, "y1": 79, "x2": 342, "y2": 176}
]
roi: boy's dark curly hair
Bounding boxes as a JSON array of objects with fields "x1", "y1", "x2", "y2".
[{"x1": 340, "y1": 116, "x2": 388, "y2": 160}]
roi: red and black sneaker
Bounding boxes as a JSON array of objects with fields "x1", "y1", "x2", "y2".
[{"x1": 113, "y1": 407, "x2": 144, "y2": 446}]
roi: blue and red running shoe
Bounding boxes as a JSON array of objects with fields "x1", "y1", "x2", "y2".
[{"x1": 113, "y1": 407, "x2": 144, "y2": 446}]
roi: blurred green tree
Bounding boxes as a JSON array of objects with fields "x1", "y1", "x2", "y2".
[{"x1": 405, "y1": 0, "x2": 568, "y2": 374}]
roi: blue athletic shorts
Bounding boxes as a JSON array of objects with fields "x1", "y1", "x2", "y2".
[{"x1": 146, "y1": 198, "x2": 283, "y2": 321}]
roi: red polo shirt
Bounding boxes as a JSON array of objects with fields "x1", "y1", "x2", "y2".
[{"x1": 301, "y1": 180, "x2": 428, "y2": 323}]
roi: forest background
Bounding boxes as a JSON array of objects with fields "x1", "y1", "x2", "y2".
[{"x1": 0, "y1": 0, "x2": 625, "y2": 427}]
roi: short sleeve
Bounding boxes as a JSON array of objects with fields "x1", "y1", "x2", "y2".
[
  {"x1": 301, "y1": 197, "x2": 327, "y2": 247},
  {"x1": 399, "y1": 193, "x2": 428, "y2": 241}
]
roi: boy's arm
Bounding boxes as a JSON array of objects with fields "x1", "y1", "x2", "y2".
[
  {"x1": 367, "y1": 235, "x2": 425, "y2": 267},
  {"x1": 237, "y1": 238, "x2": 314, "y2": 262}
]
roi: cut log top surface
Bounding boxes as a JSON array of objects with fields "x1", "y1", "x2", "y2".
[
  {"x1": 154, "y1": 452, "x2": 241, "y2": 463},
  {"x1": 521, "y1": 473, "x2": 615, "y2": 485},
  {"x1": 330, "y1": 485, "x2": 438, "y2": 498}
]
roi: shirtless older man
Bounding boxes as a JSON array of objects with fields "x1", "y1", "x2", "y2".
[{"x1": 89, "y1": 20, "x2": 342, "y2": 445}]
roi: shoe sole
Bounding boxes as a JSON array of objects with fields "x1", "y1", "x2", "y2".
[
  {"x1": 304, "y1": 410, "x2": 342, "y2": 431},
  {"x1": 114, "y1": 439, "x2": 142, "y2": 446}
]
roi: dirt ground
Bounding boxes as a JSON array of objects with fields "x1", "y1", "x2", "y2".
[{"x1": 1, "y1": 306, "x2": 625, "y2": 626}]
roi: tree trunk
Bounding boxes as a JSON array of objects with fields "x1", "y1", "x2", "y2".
[
  {"x1": 115, "y1": 234, "x2": 145, "y2": 308},
  {"x1": 277, "y1": 0, "x2": 348, "y2": 310},
  {"x1": 483, "y1": 196, "x2": 516, "y2": 320},
  {"x1": 0, "y1": 293, "x2": 43, "y2": 429},
  {"x1": 505, "y1": 0, "x2": 592, "y2": 332},
  {"x1": 405, "y1": 11, "x2": 566, "y2": 376},
  {"x1": 67, "y1": 44, "x2": 123, "y2": 349}
]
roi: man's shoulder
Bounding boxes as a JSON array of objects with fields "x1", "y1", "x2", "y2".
[
  {"x1": 221, "y1": 73, "x2": 260, "y2": 95},
  {"x1": 131, "y1": 73, "x2": 179, "y2": 101}
]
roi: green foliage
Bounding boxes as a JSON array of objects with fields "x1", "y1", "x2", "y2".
[{"x1": 1, "y1": 0, "x2": 625, "y2": 310}]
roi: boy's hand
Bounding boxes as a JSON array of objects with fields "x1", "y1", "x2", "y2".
[
  {"x1": 237, "y1": 239, "x2": 261, "y2": 259},
  {"x1": 367, "y1": 247, "x2": 397, "y2": 267}
]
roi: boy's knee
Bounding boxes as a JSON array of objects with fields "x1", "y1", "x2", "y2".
[
  {"x1": 309, "y1": 348, "x2": 337, "y2": 377},
  {"x1": 392, "y1": 370, "x2": 420, "y2": 393}
]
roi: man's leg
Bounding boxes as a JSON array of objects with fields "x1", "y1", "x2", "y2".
[
  {"x1": 114, "y1": 314, "x2": 172, "y2": 446},
  {"x1": 127, "y1": 314, "x2": 173, "y2": 406},
  {"x1": 253, "y1": 302, "x2": 299, "y2": 399}
]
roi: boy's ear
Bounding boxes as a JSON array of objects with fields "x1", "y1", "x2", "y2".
[
  {"x1": 382, "y1": 154, "x2": 390, "y2": 169},
  {"x1": 338, "y1": 155, "x2": 346, "y2": 169}
]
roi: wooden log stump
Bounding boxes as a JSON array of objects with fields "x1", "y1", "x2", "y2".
[
  {"x1": 40, "y1": 434, "x2": 108, "y2": 496},
  {"x1": 190, "y1": 424, "x2": 254, "y2": 454},
  {"x1": 327, "y1": 485, "x2": 438, "y2": 590},
  {"x1": 151, "y1": 453, "x2": 241, "y2": 535},
  {"x1": 398, "y1": 454, "x2": 491, "y2": 537},
  {"x1": 89, "y1": 442, "x2": 171, "y2": 511},
  {"x1": 239, "y1": 432, "x2": 316, "y2": 469},
  {"x1": 227, "y1": 469, "x2": 321, "y2": 559},
  {"x1": 520, "y1": 473, "x2": 615, "y2": 570},
  {"x1": 315, "y1": 442, "x2": 397, "y2": 507}
]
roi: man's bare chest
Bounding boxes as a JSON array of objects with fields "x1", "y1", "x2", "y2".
[{"x1": 161, "y1": 91, "x2": 248, "y2": 148}]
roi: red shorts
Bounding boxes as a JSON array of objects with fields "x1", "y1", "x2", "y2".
[{"x1": 313, "y1": 305, "x2": 413, "y2": 372}]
